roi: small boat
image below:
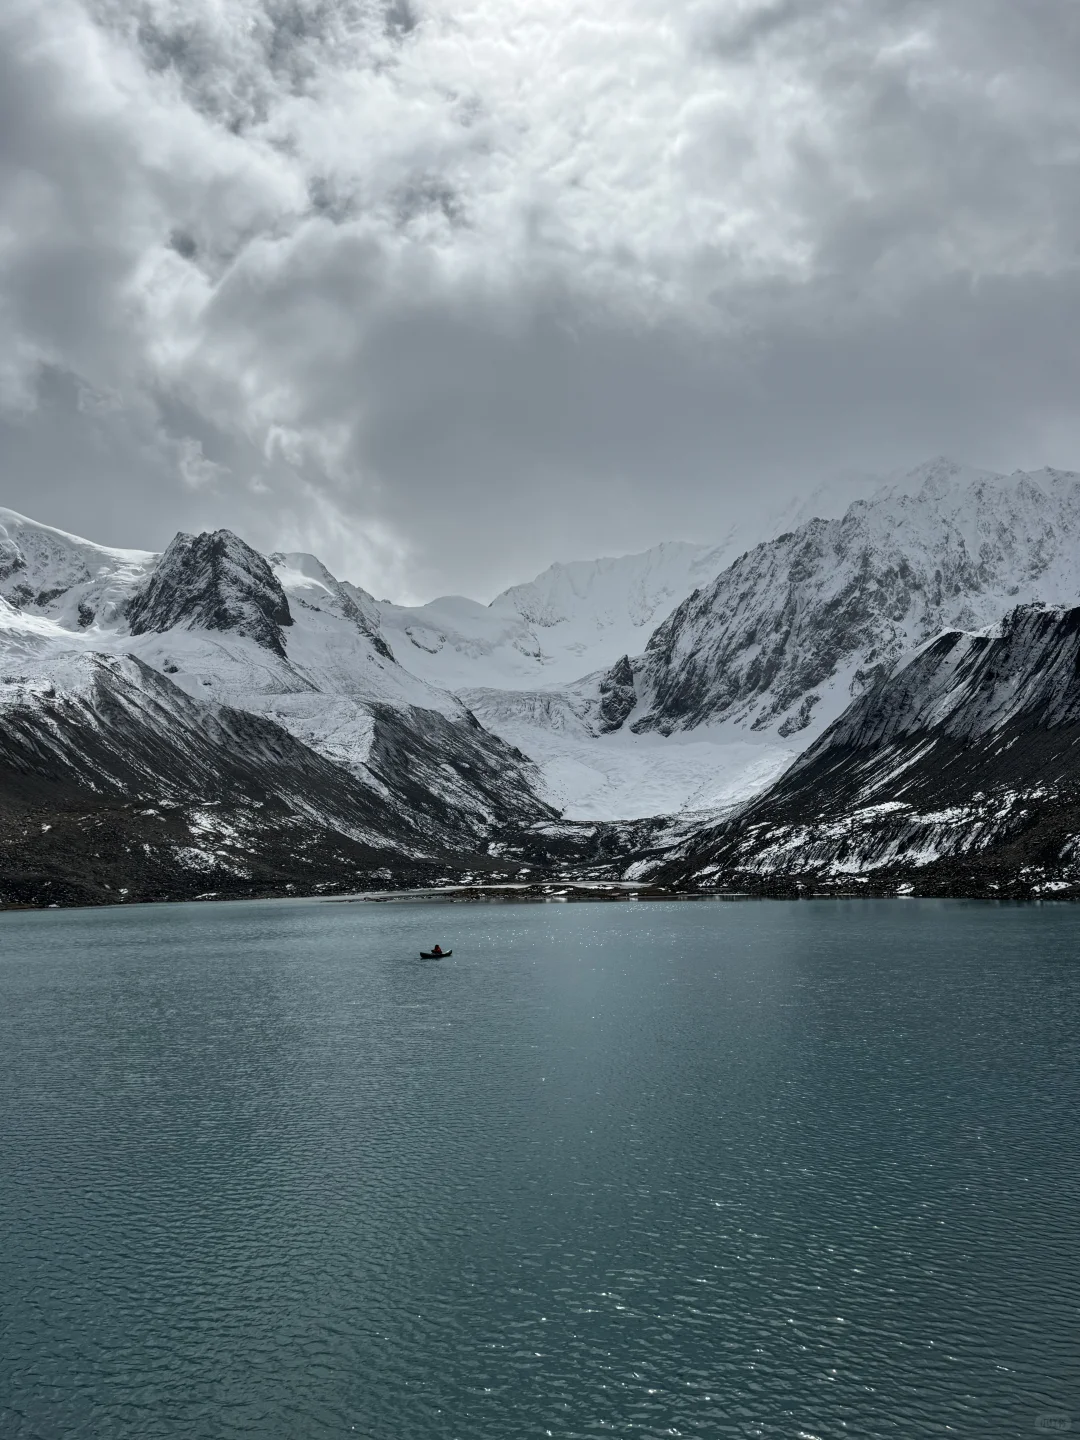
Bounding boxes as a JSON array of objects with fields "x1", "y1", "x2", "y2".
[{"x1": 419, "y1": 949, "x2": 451, "y2": 959}]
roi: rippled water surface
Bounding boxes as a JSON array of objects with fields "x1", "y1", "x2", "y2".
[{"x1": 2, "y1": 898, "x2": 1078, "y2": 1439}]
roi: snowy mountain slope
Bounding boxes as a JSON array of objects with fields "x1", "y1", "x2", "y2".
[
  {"x1": 0, "y1": 507, "x2": 470, "y2": 721},
  {"x1": 625, "y1": 460, "x2": 1080, "y2": 746},
  {"x1": 659, "y1": 603, "x2": 1080, "y2": 893},
  {"x1": 164, "y1": 550, "x2": 556, "y2": 832},
  {"x1": 0, "y1": 507, "x2": 156, "y2": 629},
  {"x1": 143, "y1": 537, "x2": 494, "y2": 721},
  {"x1": 2, "y1": 640, "x2": 551, "y2": 843},
  {"x1": 0, "y1": 649, "x2": 383, "y2": 839},
  {"x1": 0, "y1": 647, "x2": 557, "y2": 907},
  {"x1": 271, "y1": 551, "x2": 394, "y2": 658},
  {"x1": 371, "y1": 471, "x2": 923, "y2": 696},
  {"x1": 375, "y1": 535, "x2": 751, "y2": 690}
]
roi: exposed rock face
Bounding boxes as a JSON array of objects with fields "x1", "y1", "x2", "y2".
[
  {"x1": 128, "y1": 531, "x2": 293, "y2": 655},
  {"x1": 777, "y1": 693, "x2": 818, "y2": 737},
  {"x1": 661, "y1": 604, "x2": 1080, "y2": 889},
  {"x1": 596, "y1": 655, "x2": 637, "y2": 732},
  {"x1": 0, "y1": 534, "x2": 27, "y2": 586}
]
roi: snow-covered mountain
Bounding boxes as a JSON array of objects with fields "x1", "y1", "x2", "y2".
[
  {"x1": 623, "y1": 460, "x2": 1080, "y2": 740},
  {"x1": 0, "y1": 637, "x2": 564, "y2": 906},
  {"x1": 658, "y1": 603, "x2": 1080, "y2": 897},
  {"x1": 441, "y1": 460, "x2": 1080, "y2": 819},
  {"x1": 0, "y1": 509, "x2": 155, "y2": 627},
  {"x1": 0, "y1": 509, "x2": 561, "y2": 903},
  {"x1": 0, "y1": 647, "x2": 422, "y2": 904},
  {"x1": 375, "y1": 470, "x2": 901, "y2": 696},
  {"x1": 374, "y1": 536, "x2": 751, "y2": 691},
  {"x1": 8, "y1": 455, "x2": 1080, "y2": 904}
]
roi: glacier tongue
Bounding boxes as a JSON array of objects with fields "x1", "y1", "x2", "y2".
[{"x1": 461, "y1": 683, "x2": 797, "y2": 821}]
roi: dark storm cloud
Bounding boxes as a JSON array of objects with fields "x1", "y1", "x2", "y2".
[{"x1": 1, "y1": 0, "x2": 1079, "y2": 598}]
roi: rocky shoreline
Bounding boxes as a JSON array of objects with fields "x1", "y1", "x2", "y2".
[{"x1": 8, "y1": 865, "x2": 1078, "y2": 912}]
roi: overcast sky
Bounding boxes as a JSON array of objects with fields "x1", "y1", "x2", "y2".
[{"x1": 2, "y1": 0, "x2": 1079, "y2": 600}]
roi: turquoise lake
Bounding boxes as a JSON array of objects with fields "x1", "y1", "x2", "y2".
[{"x1": 1, "y1": 897, "x2": 1077, "y2": 1438}]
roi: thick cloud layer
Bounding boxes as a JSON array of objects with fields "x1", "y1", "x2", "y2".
[{"x1": 1, "y1": 0, "x2": 1079, "y2": 599}]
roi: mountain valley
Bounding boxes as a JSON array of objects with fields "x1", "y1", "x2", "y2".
[{"x1": 5, "y1": 457, "x2": 1080, "y2": 904}]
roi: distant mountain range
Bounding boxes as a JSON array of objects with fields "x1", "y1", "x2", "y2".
[{"x1": 4, "y1": 456, "x2": 1080, "y2": 905}]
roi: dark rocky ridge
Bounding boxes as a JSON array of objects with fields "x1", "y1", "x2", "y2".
[
  {"x1": 655, "y1": 604, "x2": 1080, "y2": 896},
  {"x1": 128, "y1": 530, "x2": 293, "y2": 654},
  {"x1": 596, "y1": 654, "x2": 637, "y2": 732}
]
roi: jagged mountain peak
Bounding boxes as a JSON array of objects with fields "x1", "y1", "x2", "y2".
[{"x1": 128, "y1": 529, "x2": 293, "y2": 656}]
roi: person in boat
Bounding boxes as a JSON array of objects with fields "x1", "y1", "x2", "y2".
[{"x1": 430, "y1": 944, "x2": 444, "y2": 956}]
